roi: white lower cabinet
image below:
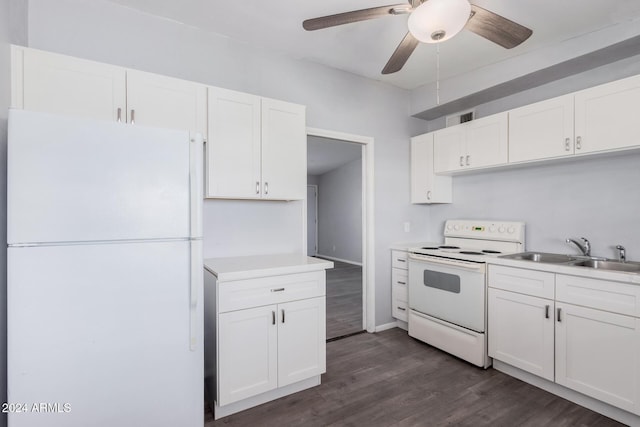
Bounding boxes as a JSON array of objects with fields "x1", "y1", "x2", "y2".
[
  {"x1": 218, "y1": 305, "x2": 278, "y2": 406},
  {"x1": 391, "y1": 250, "x2": 409, "y2": 322},
  {"x1": 488, "y1": 288, "x2": 554, "y2": 381},
  {"x1": 488, "y1": 265, "x2": 640, "y2": 417},
  {"x1": 555, "y1": 302, "x2": 640, "y2": 414}
]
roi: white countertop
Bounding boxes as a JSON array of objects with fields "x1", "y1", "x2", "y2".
[
  {"x1": 204, "y1": 253, "x2": 334, "y2": 281},
  {"x1": 487, "y1": 256, "x2": 640, "y2": 285}
]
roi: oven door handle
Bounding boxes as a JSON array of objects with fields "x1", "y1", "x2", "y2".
[{"x1": 409, "y1": 254, "x2": 485, "y2": 272}]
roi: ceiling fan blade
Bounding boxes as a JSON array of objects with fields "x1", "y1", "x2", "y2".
[
  {"x1": 303, "y1": 4, "x2": 411, "y2": 31},
  {"x1": 465, "y1": 4, "x2": 532, "y2": 49},
  {"x1": 382, "y1": 32, "x2": 419, "y2": 74}
]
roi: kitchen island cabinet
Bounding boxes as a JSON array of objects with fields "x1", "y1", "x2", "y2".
[{"x1": 204, "y1": 254, "x2": 332, "y2": 419}]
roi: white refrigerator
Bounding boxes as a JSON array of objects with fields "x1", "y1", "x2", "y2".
[{"x1": 7, "y1": 109, "x2": 204, "y2": 427}]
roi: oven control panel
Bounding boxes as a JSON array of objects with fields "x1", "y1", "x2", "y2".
[{"x1": 444, "y1": 220, "x2": 525, "y2": 243}]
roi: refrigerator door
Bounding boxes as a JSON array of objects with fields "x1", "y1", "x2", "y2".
[
  {"x1": 8, "y1": 109, "x2": 191, "y2": 244},
  {"x1": 8, "y1": 241, "x2": 203, "y2": 427}
]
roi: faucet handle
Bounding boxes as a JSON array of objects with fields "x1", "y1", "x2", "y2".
[{"x1": 616, "y1": 245, "x2": 626, "y2": 262}]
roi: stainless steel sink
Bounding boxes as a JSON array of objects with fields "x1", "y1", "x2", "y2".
[
  {"x1": 568, "y1": 259, "x2": 640, "y2": 273},
  {"x1": 499, "y1": 252, "x2": 577, "y2": 264}
]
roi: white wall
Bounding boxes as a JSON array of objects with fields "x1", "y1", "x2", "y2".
[
  {"x1": 316, "y1": 159, "x2": 362, "y2": 264},
  {"x1": 0, "y1": 0, "x2": 10, "y2": 424},
  {"x1": 426, "y1": 57, "x2": 640, "y2": 259},
  {"x1": 26, "y1": 0, "x2": 432, "y2": 325}
]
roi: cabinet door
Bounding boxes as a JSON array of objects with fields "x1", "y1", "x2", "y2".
[
  {"x1": 218, "y1": 305, "x2": 278, "y2": 406},
  {"x1": 509, "y1": 95, "x2": 574, "y2": 162},
  {"x1": 411, "y1": 134, "x2": 452, "y2": 204},
  {"x1": 261, "y1": 98, "x2": 307, "y2": 200},
  {"x1": 126, "y1": 69, "x2": 206, "y2": 135},
  {"x1": 555, "y1": 303, "x2": 640, "y2": 414},
  {"x1": 488, "y1": 289, "x2": 554, "y2": 381},
  {"x1": 575, "y1": 74, "x2": 640, "y2": 154},
  {"x1": 464, "y1": 112, "x2": 508, "y2": 169},
  {"x1": 433, "y1": 126, "x2": 465, "y2": 173},
  {"x1": 206, "y1": 87, "x2": 262, "y2": 199},
  {"x1": 277, "y1": 297, "x2": 326, "y2": 387},
  {"x1": 15, "y1": 46, "x2": 126, "y2": 122}
]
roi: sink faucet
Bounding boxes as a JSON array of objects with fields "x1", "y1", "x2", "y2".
[
  {"x1": 566, "y1": 237, "x2": 591, "y2": 257},
  {"x1": 616, "y1": 245, "x2": 626, "y2": 262}
]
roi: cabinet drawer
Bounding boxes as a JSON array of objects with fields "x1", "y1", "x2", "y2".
[
  {"x1": 218, "y1": 271, "x2": 325, "y2": 313},
  {"x1": 393, "y1": 284, "x2": 408, "y2": 303},
  {"x1": 392, "y1": 267, "x2": 408, "y2": 288},
  {"x1": 556, "y1": 274, "x2": 640, "y2": 317},
  {"x1": 392, "y1": 250, "x2": 408, "y2": 270},
  {"x1": 392, "y1": 300, "x2": 408, "y2": 322},
  {"x1": 488, "y1": 265, "x2": 555, "y2": 299}
]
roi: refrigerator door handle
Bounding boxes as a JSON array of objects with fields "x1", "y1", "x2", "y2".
[
  {"x1": 189, "y1": 240, "x2": 202, "y2": 351},
  {"x1": 189, "y1": 133, "x2": 204, "y2": 238}
]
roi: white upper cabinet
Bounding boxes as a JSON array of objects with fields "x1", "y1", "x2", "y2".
[
  {"x1": 12, "y1": 46, "x2": 206, "y2": 135},
  {"x1": 261, "y1": 98, "x2": 307, "y2": 201},
  {"x1": 206, "y1": 87, "x2": 262, "y2": 199},
  {"x1": 434, "y1": 112, "x2": 508, "y2": 174},
  {"x1": 13, "y1": 46, "x2": 126, "y2": 122},
  {"x1": 509, "y1": 94, "x2": 574, "y2": 162},
  {"x1": 411, "y1": 133, "x2": 452, "y2": 204},
  {"x1": 574, "y1": 74, "x2": 640, "y2": 154},
  {"x1": 126, "y1": 69, "x2": 206, "y2": 135},
  {"x1": 206, "y1": 90, "x2": 306, "y2": 200}
]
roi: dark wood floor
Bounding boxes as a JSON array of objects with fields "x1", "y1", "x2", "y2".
[
  {"x1": 322, "y1": 258, "x2": 363, "y2": 340},
  {"x1": 206, "y1": 328, "x2": 624, "y2": 426}
]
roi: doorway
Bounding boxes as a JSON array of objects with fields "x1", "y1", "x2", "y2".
[{"x1": 305, "y1": 128, "x2": 375, "y2": 337}]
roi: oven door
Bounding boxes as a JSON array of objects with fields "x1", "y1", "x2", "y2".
[{"x1": 409, "y1": 254, "x2": 486, "y2": 333}]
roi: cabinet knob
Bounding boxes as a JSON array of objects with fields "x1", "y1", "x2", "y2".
[
  {"x1": 426, "y1": 191, "x2": 432, "y2": 200},
  {"x1": 459, "y1": 156, "x2": 464, "y2": 167},
  {"x1": 545, "y1": 305, "x2": 550, "y2": 319},
  {"x1": 117, "y1": 107, "x2": 122, "y2": 123},
  {"x1": 264, "y1": 182, "x2": 269, "y2": 195},
  {"x1": 256, "y1": 181, "x2": 260, "y2": 195},
  {"x1": 564, "y1": 138, "x2": 570, "y2": 151},
  {"x1": 576, "y1": 136, "x2": 582, "y2": 150},
  {"x1": 466, "y1": 155, "x2": 470, "y2": 166},
  {"x1": 130, "y1": 109, "x2": 135, "y2": 125},
  {"x1": 557, "y1": 307, "x2": 562, "y2": 322},
  {"x1": 281, "y1": 309, "x2": 285, "y2": 323},
  {"x1": 272, "y1": 310, "x2": 276, "y2": 325}
]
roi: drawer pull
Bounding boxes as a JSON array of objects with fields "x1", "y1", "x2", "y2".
[
  {"x1": 281, "y1": 309, "x2": 285, "y2": 323},
  {"x1": 397, "y1": 281, "x2": 406, "y2": 285},
  {"x1": 271, "y1": 288, "x2": 285, "y2": 292},
  {"x1": 272, "y1": 310, "x2": 276, "y2": 325},
  {"x1": 397, "y1": 258, "x2": 406, "y2": 263},
  {"x1": 545, "y1": 305, "x2": 550, "y2": 319},
  {"x1": 557, "y1": 308, "x2": 562, "y2": 322},
  {"x1": 397, "y1": 306, "x2": 406, "y2": 311}
]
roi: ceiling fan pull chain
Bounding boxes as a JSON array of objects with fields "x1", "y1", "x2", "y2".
[{"x1": 436, "y1": 43, "x2": 440, "y2": 106}]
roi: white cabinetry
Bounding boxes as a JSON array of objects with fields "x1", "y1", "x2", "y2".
[
  {"x1": 391, "y1": 250, "x2": 409, "y2": 322},
  {"x1": 508, "y1": 95, "x2": 574, "y2": 162},
  {"x1": 574, "y1": 74, "x2": 640, "y2": 154},
  {"x1": 488, "y1": 264, "x2": 640, "y2": 416},
  {"x1": 204, "y1": 256, "x2": 330, "y2": 420},
  {"x1": 434, "y1": 112, "x2": 508, "y2": 174},
  {"x1": 488, "y1": 287, "x2": 554, "y2": 381},
  {"x1": 12, "y1": 46, "x2": 206, "y2": 135},
  {"x1": 411, "y1": 133, "x2": 452, "y2": 204},
  {"x1": 206, "y1": 88, "x2": 306, "y2": 200}
]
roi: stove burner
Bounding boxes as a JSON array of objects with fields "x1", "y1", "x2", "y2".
[
  {"x1": 420, "y1": 246, "x2": 439, "y2": 250},
  {"x1": 482, "y1": 249, "x2": 501, "y2": 254},
  {"x1": 439, "y1": 245, "x2": 460, "y2": 249},
  {"x1": 459, "y1": 251, "x2": 485, "y2": 255}
]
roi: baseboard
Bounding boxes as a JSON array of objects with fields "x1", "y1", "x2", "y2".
[
  {"x1": 315, "y1": 254, "x2": 362, "y2": 266},
  {"x1": 375, "y1": 321, "x2": 398, "y2": 332}
]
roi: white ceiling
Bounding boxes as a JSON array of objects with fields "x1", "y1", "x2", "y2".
[
  {"x1": 108, "y1": 0, "x2": 640, "y2": 90},
  {"x1": 307, "y1": 136, "x2": 362, "y2": 176}
]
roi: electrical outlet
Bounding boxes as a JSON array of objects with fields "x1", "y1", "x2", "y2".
[{"x1": 404, "y1": 222, "x2": 411, "y2": 233}]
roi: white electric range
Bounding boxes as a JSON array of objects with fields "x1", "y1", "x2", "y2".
[{"x1": 407, "y1": 219, "x2": 526, "y2": 368}]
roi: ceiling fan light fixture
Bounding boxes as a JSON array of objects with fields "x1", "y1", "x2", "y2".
[{"x1": 408, "y1": 0, "x2": 471, "y2": 43}]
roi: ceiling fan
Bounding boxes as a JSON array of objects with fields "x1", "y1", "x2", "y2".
[{"x1": 303, "y1": 0, "x2": 533, "y2": 74}]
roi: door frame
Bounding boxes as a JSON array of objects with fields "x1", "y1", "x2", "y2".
[
  {"x1": 306, "y1": 185, "x2": 318, "y2": 256},
  {"x1": 304, "y1": 127, "x2": 375, "y2": 333}
]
